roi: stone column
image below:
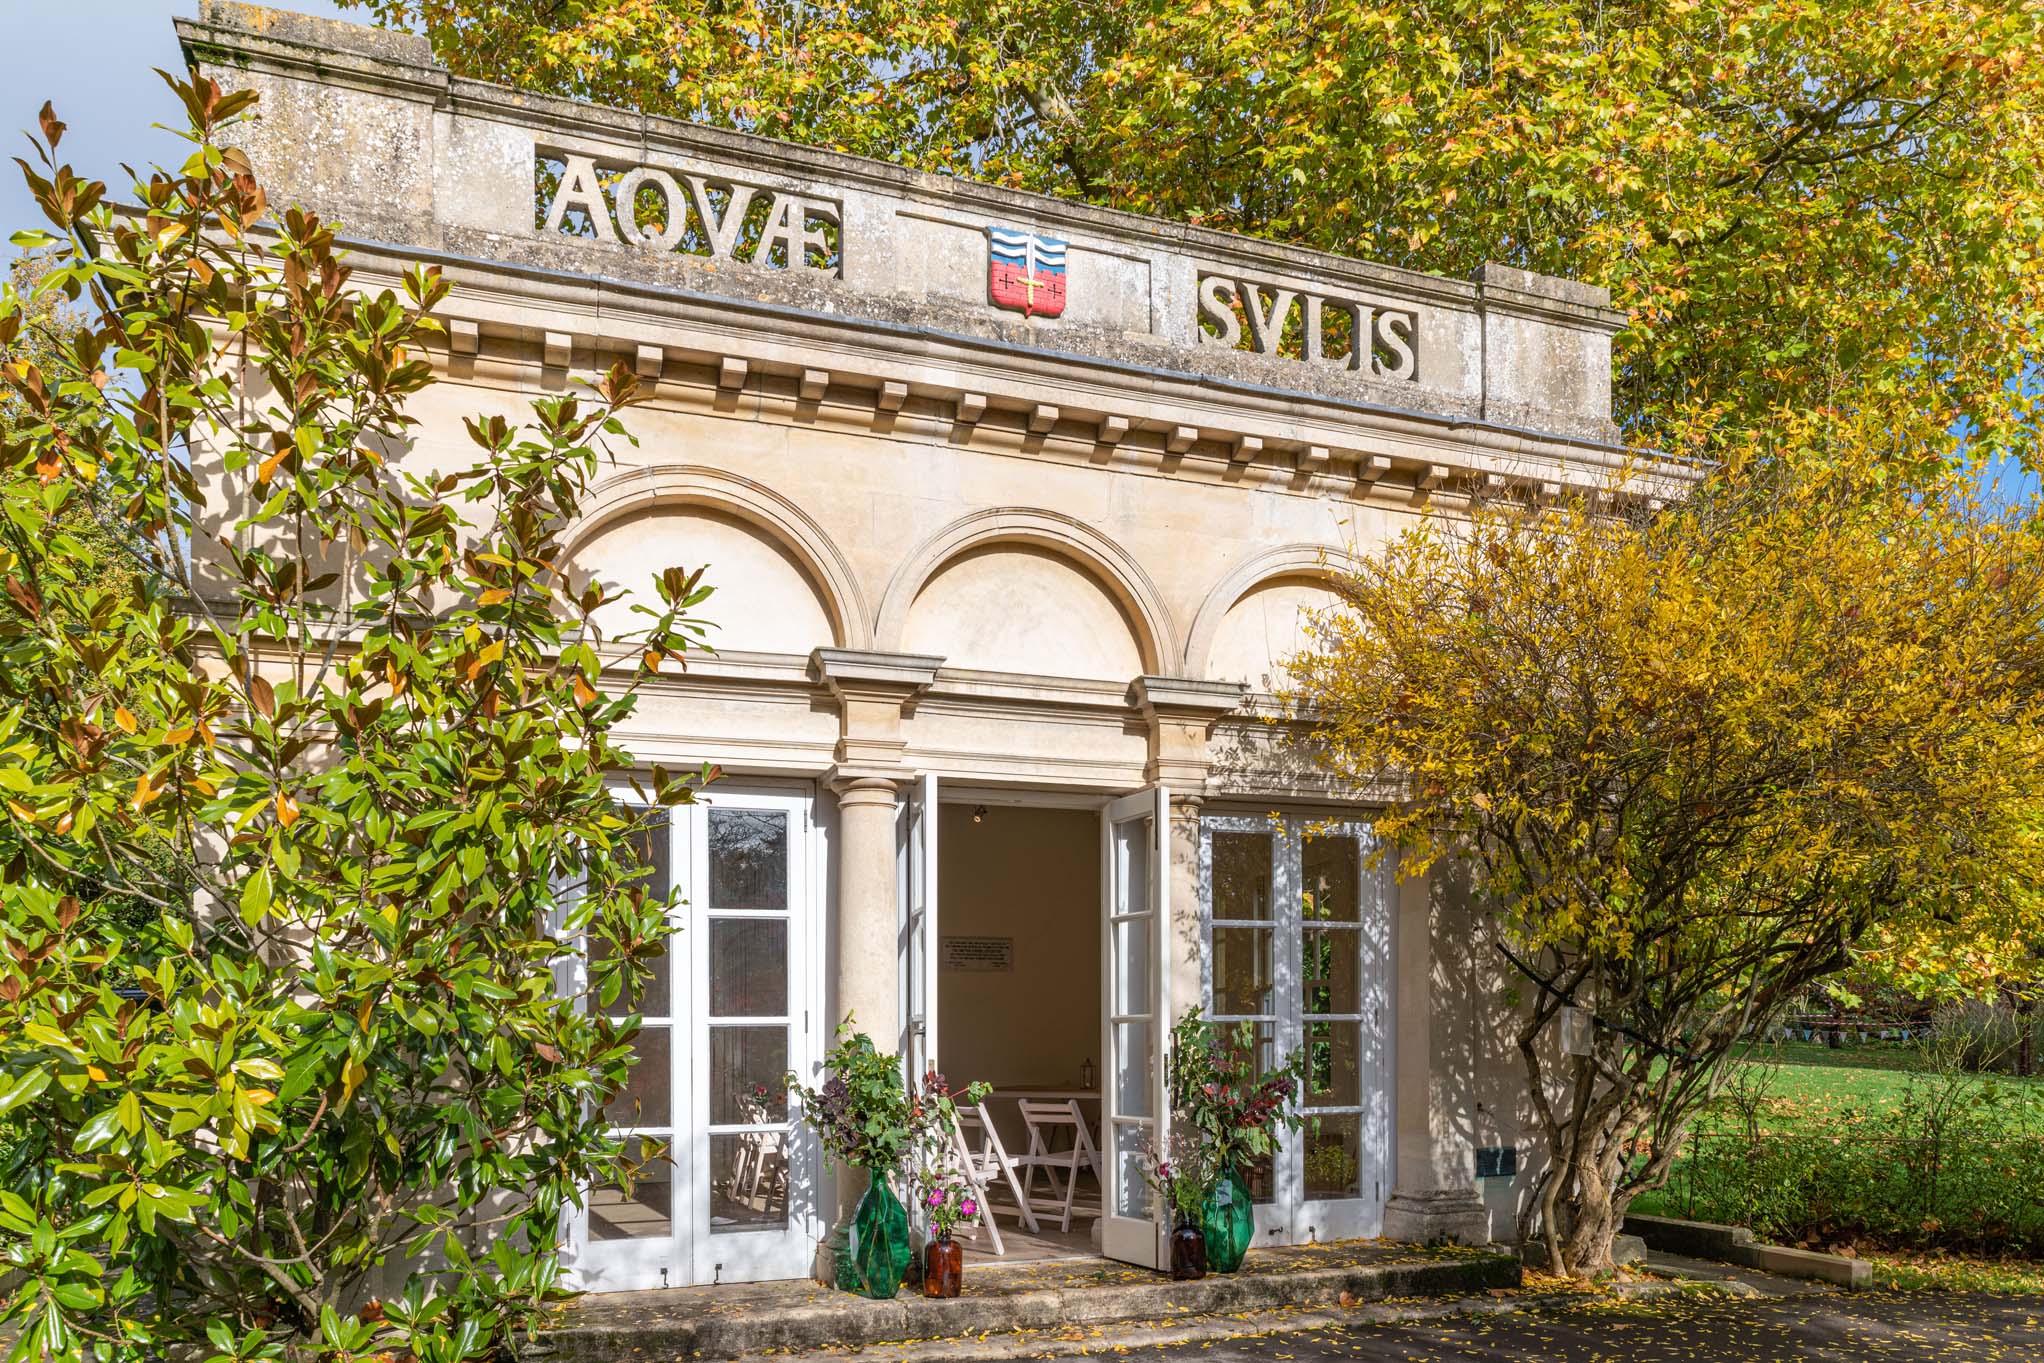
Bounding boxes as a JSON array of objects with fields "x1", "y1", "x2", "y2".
[
  {"x1": 829, "y1": 772, "x2": 905, "y2": 1043},
  {"x1": 811, "y1": 649, "x2": 943, "y2": 1271},
  {"x1": 1381, "y1": 867, "x2": 1490, "y2": 1244}
]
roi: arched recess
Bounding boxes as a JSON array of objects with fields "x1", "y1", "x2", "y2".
[
  {"x1": 1184, "y1": 543, "x2": 1358, "y2": 684},
  {"x1": 876, "y1": 508, "x2": 1177, "y2": 678},
  {"x1": 564, "y1": 464, "x2": 871, "y2": 652}
]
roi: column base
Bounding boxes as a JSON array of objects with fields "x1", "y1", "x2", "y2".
[
  {"x1": 812, "y1": 1222, "x2": 850, "y2": 1287},
  {"x1": 1382, "y1": 1189, "x2": 1491, "y2": 1246}
]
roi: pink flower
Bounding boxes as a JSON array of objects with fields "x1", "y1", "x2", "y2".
[
  {"x1": 962, "y1": 1199, "x2": 978, "y2": 1218},
  {"x1": 927, "y1": 1191, "x2": 942, "y2": 1207}
]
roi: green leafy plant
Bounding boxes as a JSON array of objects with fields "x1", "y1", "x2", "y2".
[
  {"x1": 1166, "y1": 1008, "x2": 1308, "y2": 1176},
  {"x1": 787, "y1": 1022, "x2": 920, "y2": 1174},
  {"x1": 0, "y1": 78, "x2": 711, "y2": 1362}
]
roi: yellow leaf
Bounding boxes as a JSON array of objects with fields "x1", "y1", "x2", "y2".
[
  {"x1": 573, "y1": 675, "x2": 598, "y2": 707},
  {"x1": 276, "y1": 791, "x2": 300, "y2": 828},
  {"x1": 114, "y1": 706, "x2": 137, "y2": 734}
]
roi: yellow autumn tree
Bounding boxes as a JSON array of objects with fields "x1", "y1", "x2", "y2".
[{"x1": 1283, "y1": 429, "x2": 2044, "y2": 1277}]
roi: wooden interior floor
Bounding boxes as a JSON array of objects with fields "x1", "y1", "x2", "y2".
[{"x1": 959, "y1": 1217, "x2": 1101, "y2": 1265}]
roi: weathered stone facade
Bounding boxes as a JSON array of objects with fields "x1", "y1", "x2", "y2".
[{"x1": 179, "y1": 1, "x2": 1692, "y2": 1292}]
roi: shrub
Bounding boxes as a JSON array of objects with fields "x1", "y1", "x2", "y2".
[
  {"x1": 1656, "y1": 1067, "x2": 2044, "y2": 1252},
  {"x1": 0, "y1": 80, "x2": 709, "y2": 1362}
]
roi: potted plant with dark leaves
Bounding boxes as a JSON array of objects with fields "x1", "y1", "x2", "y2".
[
  {"x1": 787, "y1": 1021, "x2": 918, "y2": 1298},
  {"x1": 1167, "y1": 1008, "x2": 1308, "y2": 1273}
]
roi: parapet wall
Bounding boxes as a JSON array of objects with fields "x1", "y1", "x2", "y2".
[{"x1": 178, "y1": 2, "x2": 1628, "y2": 451}]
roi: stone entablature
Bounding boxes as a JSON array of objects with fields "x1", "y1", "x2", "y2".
[{"x1": 178, "y1": 1, "x2": 1649, "y2": 463}]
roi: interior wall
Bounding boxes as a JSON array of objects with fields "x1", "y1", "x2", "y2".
[{"x1": 936, "y1": 803, "x2": 1101, "y2": 1092}]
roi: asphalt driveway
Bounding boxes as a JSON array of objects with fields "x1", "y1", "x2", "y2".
[{"x1": 1051, "y1": 1291, "x2": 2044, "y2": 1362}]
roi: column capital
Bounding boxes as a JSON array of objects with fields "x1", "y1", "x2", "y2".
[
  {"x1": 826, "y1": 766, "x2": 907, "y2": 801},
  {"x1": 1127, "y1": 674, "x2": 1247, "y2": 721},
  {"x1": 811, "y1": 648, "x2": 944, "y2": 770},
  {"x1": 810, "y1": 647, "x2": 944, "y2": 701},
  {"x1": 1129, "y1": 675, "x2": 1246, "y2": 789}
]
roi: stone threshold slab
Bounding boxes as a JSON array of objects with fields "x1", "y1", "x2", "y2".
[{"x1": 524, "y1": 1243, "x2": 1521, "y2": 1362}]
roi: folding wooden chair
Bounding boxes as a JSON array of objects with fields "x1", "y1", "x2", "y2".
[
  {"x1": 1013, "y1": 1098, "x2": 1104, "y2": 1232},
  {"x1": 951, "y1": 1100, "x2": 1040, "y2": 1248}
]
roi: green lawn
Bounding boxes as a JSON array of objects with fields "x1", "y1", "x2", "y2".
[
  {"x1": 1631, "y1": 1039, "x2": 2044, "y2": 1264},
  {"x1": 1707, "y1": 1039, "x2": 2044, "y2": 1129}
]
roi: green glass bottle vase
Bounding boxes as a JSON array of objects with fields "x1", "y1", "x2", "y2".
[
  {"x1": 1201, "y1": 1164, "x2": 1255, "y2": 1273},
  {"x1": 837, "y1": 1169, "x2": 913, "y2": 1299}
]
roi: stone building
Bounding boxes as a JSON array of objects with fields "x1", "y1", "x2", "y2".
[{"x1": 179, "y1": 2, "x2": 1688, "y2": 1295}]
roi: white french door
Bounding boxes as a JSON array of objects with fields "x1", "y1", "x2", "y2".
[
  {"x1": 571, "y1": 786, "x2": 821, "y2": 1290},
  {"x1": 1100, "y1": 786, "x2": 1172, "y2": 1269},
  {"x1": 1201, "y1": 815, "x2": 1392, "y2": 1244},
  {"x1": 898, "y1": 772, "x2": 938, "y2": 1083}
]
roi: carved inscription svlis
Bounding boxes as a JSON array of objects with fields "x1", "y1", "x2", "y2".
[{"x1": 1198, "y1": 274, "x2": 1418, "y2": 381}]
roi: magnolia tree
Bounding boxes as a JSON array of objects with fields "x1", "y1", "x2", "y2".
[
  {"x1": 1284, "y1": 440, "x2": 2044, "y2": 1277},
  {"x1": 0, "y1": 80, "x2": 711, "y2": 1360}
]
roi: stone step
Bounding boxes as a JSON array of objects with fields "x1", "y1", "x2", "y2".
[{"x1": 527, "y1": 1249, "x2": 1522, "y2": 1362}]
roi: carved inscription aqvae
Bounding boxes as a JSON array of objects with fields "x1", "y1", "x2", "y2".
[
  {"x1": 1198, "y1": 274, "x2": 1418, "y2": 382},
  {"x1": 539, "y1": 151, "x2": 843, "y2": 275}
]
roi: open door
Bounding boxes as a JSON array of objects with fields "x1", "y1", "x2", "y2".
[
  {"x1": 1100, "y1": 786, "x2": 1171, "y2": 1268},
  {"x1": 898, "y1": 772, "x2": 938, "y2": 1082}
]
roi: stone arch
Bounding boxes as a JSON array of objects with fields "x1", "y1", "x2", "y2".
[
  {"x1": 1184, "y1": 543, "x2": 1357, "y2": 682},
  {"x1": 565, "y1": 464, "x2": 871, "y2": 651},
  {"x1": 876, "y1": 508, "x2": 1176, "y2": 677}
]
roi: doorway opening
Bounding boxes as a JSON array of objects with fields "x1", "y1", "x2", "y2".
[{"x1": 935, "y1": 799, "x2": 1104, "y2": 1264}]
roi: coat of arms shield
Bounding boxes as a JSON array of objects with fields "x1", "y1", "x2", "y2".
[{"x1": 987, "y1": 226, "x2": 1068, "y2": 319}]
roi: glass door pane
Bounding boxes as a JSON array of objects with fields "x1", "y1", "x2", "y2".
[
  {"x1": 1294, "y1": 827, "x2": 1387, "y2": 1238},
  {"x1": 1101, "y1": 786, "x2": 1169, "y2": 1269},
  {"x1": 689, "y1": 788, "x2": 818, "y2": 1286},
  {"x1": 1207, "y1": 826, "x2": 1281, "y2": 1207},
  {"x1": 1202, "y1": 816, "x2": 1392, "y2": 1245},
  {"x1": 704, "y1": 806, "x2": 793, "y2": 1237},
  {"x1": 579, "y1": 806, "x2": 686, "y2": 1290}
]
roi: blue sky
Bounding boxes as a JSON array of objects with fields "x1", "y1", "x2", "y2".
[
  {"x1": 1969, "y1": 451, "x2": 2040, "y2": 511},
  {"x1": 0, "y1": 2, "x2": 351, "y2": 236}
]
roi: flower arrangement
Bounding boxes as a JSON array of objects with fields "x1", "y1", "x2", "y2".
[
  {"x1": 916, "y1": 1168, "x2": 981, "y2": 1239},
  {"x1": 904, "y1": 1068, "x2": 991, "y2": 1236},
  {"x1": 1140, "y1": 1127, "x2": 1217, "y2": 1225},
  {"x1": 1167, "y1": 1008, "x2": 1309, "y2": 1174}
]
